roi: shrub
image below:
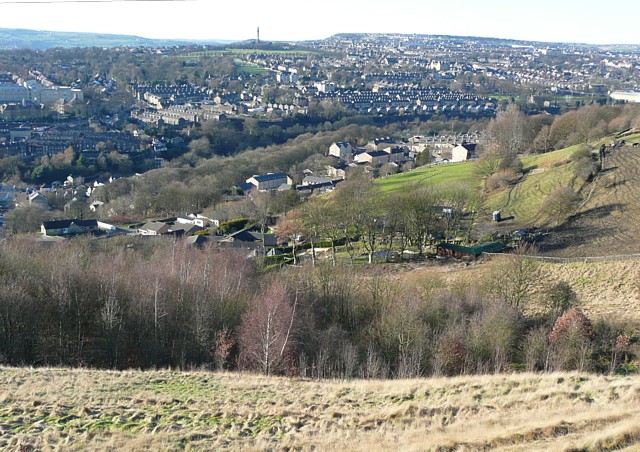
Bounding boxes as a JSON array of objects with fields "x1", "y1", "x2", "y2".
[
  {"x1": 541, "y1": 186, "x2": 580, "y2": 226},
  {"x1": 544, "y1": 281, "x2": 578, "y2": 318},
  {"x1": 218, "y1": 218, "x2": 250, "y2": 234},
  {"x1": 485, "y1": 168, "x2": 519, "y2": 191},
  {"x1": 548, "y1": 307, "x2": 594, "y2": 371}
]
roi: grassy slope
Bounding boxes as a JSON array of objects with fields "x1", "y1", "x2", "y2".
[
  {"x1": 484, "y1": 146, "x2": 579, "y2": 226},
  {"x1": 406, "y1": 257, "x2": 640, "y2": 325},
  {"x1": 2, "y1": 367, "x2": 640, "y2": 450},
  {"x1": 539, "y1": 134, "x2": 640, "y2": 257},
  {"x1": 379, "y1": 136, "x2": 640, "y2": 239},
  {"x1": 376, "y1": 161, "x2": 479, "y2": 192},
  {"x1": 378, "y1": 147, "x2": 578, "y2": 227}
]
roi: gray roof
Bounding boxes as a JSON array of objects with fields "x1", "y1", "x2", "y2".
[
  {"x1": 139, "y1": 221, "x2": 170, "y2": 232},
  {"x1": 252, "y1": 172, "x2": 288, "y2": 182}
]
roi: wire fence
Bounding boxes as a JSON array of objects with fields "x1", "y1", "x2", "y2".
[{"x1": 482, "y1": 252, "x2": 640, "y2": 264}]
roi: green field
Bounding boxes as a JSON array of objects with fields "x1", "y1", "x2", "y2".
[
  {"x1": 184, "y1": 49, "x2": 312, "y2": 58},
  {"x1": 378, "y1": 146, "x2": 585, "y2": 227},
  {"x1": 234, "y1": 59, "x2": 268, "y2": 74},
  {"x1": 376, "y1": 161, "x2": 479, "y2": 192}
]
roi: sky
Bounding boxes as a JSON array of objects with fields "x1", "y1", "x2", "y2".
[{"x1": 0, "y1": 0, "x2": 639, "y2": 45}]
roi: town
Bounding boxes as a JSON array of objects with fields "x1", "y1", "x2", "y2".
[
  {"x1": 1, "y1": 33, "x2": 638, "y2": 246},
  {"x1": 2, "y1": 16, "x2": 640, "y2": 451}
]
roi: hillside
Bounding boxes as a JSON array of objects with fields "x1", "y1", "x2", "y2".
[
  {"x1": 378, "y1": 135, "x2": 640, "y2": 258},
  {"x1": 539, "y1": 137, "x2": 640, "y2": 257},
  {"x1": 406, "y1": 258, "x2": 640, "y2": 325},
  {"x1": 0, "y1": 28, "x2": 227, "y2": 50},
  {"x1": 1, "y1": 367, "x2": 640, "y2": 450}
]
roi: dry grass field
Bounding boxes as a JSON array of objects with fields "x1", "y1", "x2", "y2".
[
  {"x1": 1, "y1": 367, "x2": 640, "y2": 451},
  {"x1": 405, "y1": 257, "x2": 640, "y2": 325}
]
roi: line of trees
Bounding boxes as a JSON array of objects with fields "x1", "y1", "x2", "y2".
[
  {"x1": 0, "y1": 236, "x2": 636, "y2": 378},
  {"x1": 484, "y1": 103, "x2": 640, "y2": 158},
  {"x1": 283, "y1": 176, "x2": 482, "y2": 265}
]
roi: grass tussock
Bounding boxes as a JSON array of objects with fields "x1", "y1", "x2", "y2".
[{"x1": 0, "y1": 367, "x2": 639, "y2": 450}]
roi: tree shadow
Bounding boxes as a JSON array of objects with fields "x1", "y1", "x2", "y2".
[{"x1": 537, "y1": 204, "x2": 625, "y2": 254}]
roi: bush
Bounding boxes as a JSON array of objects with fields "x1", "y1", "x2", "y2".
[
  {"x1": 486, "y1": 168, "x2": 519, "y2": 191},
  {"x1": 573, "y1": 156, "x2": 599, "y2": 182},
  {"x1": 541, "y1": 186, "x2": 580, "y2": 225},
  {"x1": 218, "y1": 218, "x2": 250, "y2": 234},
  {"x1": 571, "y1": 145, "x2": 594, "y2": 161},
  {"x1": 548, "y1": 307, "x2": 594, "y2": 371}
]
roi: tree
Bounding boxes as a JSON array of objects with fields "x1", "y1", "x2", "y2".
[
  {"x1": 329, "y1": 173, "x2": 374, "y2": 264},
  {"x1": 355, "y1": 188, "x2": 384, "y2": 264},
  {"x1": 544, "y1": 281, "x2": 578, "y2": 319},
  {"x1": 187, "y1": 136, "x2": 212, "y2": 159},
  {"x1": 274, "y1": 210, "x2": 305, "y2": 265},
  {"x1": 531, "y1": 124, "x2": 553, "y2": 153},
  {"x1": 301, "y1": 201, "x2": 326, "y2": 266},
  {"x1": 400, "y1": 186, "x2": 440, "y2": 256},
  {"x1": 488, "y1": 245, "x2": 537, "y2": 310},
  {"x1": 438, "y1": 185, "x2": 481, "y2": 242},
  {"x1": 238, "y1": 282, "x2": 297, "y2": 375},
  {"x1": 572, "y1": 146, "x2": 598, "y2": 182},
  {"x1": 473, "y1": 145, "x2": 503, "y2": 180},
  {"x1": 486, "y1": 103, "x2": 532, "y2": 156},
  {"x1": 541, "y1": 186, "x2": 580, "y2": 226}
]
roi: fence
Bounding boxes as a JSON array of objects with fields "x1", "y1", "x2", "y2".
[{"x1": 482, "y1": 252, "x2": 640, "y2": 264}]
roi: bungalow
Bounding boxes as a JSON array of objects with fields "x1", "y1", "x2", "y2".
[
  {"x1": 41, "y1": 219, "x2": 99, "y2": 236},
  {"x1": 168, "y1": 223, "x2": 202, "y2": 236},
  {"x1": 230, "y1": 230, "x2": 278, "y2": 247},
  {"x1": 302, "y1": 175, "x2": 333, "y2": 186},
  {"x1": 29, "y1": 191, "x2": 49, "y2": 209},
  {"x1": 176, "y1": 214, "x2": 212, "y2": 228},
  {"x1": 218, "y1": 229, "x2": 278, "y2": 254},
  {"x1": 138, "y1": 221, "x2": 171, "y2": 236},
  {"x1": 185, "y1": 234, "x2": 207, "y2": 248},
  {"x1": 296, "y1": 179, "x2": 340, "y2": 196},
  {"x1": 246, "y1": 172, "x2": 293, "y2": 191}
]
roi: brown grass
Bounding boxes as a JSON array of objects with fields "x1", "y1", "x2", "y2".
[
  {"x1": 1, "y1": 367, "x2": 640, "y2": 450},
  {"x1": 405, "y1": 257, "x2": 640, "y2": 325}
]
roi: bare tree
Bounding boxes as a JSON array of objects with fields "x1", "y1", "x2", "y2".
[
  {"x1": 488, "y1": 245, "x2": 537, "y2": 310},
  {"x1": 239, "y1": 282, "x2": 297, "y2": 375},
  {"x1": 486, "y1": 103, "x2": 532, "y2": 155}
]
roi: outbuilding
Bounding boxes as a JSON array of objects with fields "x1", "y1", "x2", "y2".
[{"x1": 437, "y1": 241, "x2": 504, "y2": 260}]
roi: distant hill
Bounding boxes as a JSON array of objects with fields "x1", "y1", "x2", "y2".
[{"x1": 0, "y1": 28, "x2": 234, "y2": 50}]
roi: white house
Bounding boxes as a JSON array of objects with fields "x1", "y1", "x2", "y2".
[
  {"x1": 451, "y1": 143, "x2": 476, "y2": 163},
  {"x1": 176, "y1": 214, "x2": 213, "y2": 228}
]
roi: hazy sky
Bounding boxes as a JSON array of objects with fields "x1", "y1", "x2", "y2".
[{"x1": 0, "y1": 0, "x2": 639, "y2": 45}]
